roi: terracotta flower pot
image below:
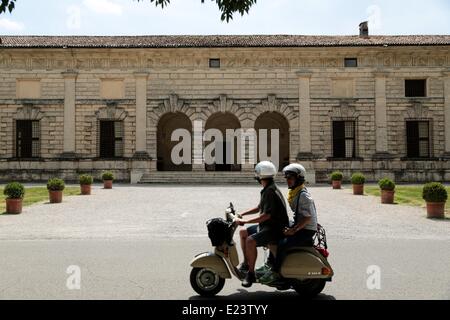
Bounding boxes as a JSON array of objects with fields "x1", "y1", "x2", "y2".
[
  {"x1": 332, "y1": 180, "x2": 342, "y2": 189},
  {"x1": 426, "y1": 202, "x2": 445, "y2": 219},
  {"x1": 80, "y1": 184, "x2": 91, "y2": 195},
  {"x1": 381, "y1": 190, "x2": 395, "y2": 204},
  {"x1": 103, "y1": 180, "x2": 113, "y2": 189},
  {"x1": 353, "y1": 184, "x2": 364, "y2": 195},
  {"x1": 49, "y1": 190, "x2": 63, "y2": 203},
  {"x1": 6, "y1": 198, "x2": 22, "y2": 214}
]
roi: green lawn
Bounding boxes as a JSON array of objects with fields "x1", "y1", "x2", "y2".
[
  {"x1": 1, "y1": 186, "x2": 80, "y2": 213},
  {"x1": 365, "y1": 185, "x2": 450, "y2": 213}
]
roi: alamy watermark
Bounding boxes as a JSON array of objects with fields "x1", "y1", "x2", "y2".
[
  {"x1": 66, "y1": 265, "x2": 81, "y2": 290},
  {"x1": 366, "y1": 265, "x2": 381, "y2": 290},
  {"x1": 170, "y1": 120, "x2": 281, "y2": 169}
]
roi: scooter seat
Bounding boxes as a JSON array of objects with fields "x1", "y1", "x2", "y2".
[{"x1": 284, "y1": 245, "x2": 314, "y2": 253}]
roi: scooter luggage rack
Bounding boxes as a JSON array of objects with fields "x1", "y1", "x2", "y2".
[{"x1": 313, "y1": 224, "x2": 328, "y2": 250}]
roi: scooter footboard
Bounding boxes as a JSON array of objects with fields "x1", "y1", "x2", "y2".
[
  {"x1": 280, "y1": 249, "x2": 333, "y2": 279},
  {"x1": 190, "y1": 252, "x2": 232, "y2": 279}
]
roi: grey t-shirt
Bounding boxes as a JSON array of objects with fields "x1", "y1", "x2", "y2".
[{"x1": 289, "y1": 187, "x2": 318, "y2": 231}]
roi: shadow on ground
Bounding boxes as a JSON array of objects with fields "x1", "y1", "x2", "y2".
[{"x1": 189, "y1": 289, "x2": 336, "y2": 300}]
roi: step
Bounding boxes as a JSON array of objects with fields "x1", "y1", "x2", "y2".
[{"x1": 138, "y1": 172, "x2": 286, "y2": 184}]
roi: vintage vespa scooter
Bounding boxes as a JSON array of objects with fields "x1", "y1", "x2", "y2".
[{"x1": 190, "y1": 203, "x2": 334, "y2": 297}]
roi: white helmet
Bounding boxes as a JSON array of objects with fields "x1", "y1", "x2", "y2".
[
  {"x1": 254, "y1": 161, "x2": 277, "y2": 180},
  {"x1": 282, "y1": 163, "x2": 306, "y2": 178}
]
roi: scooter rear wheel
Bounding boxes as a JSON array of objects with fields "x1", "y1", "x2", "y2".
[
  {"x1": 190, "y1": 267, "x2": 225, "y2": 297},
  {"x1": 291, "y1": 279, "x2": 326, "y2": 298}
]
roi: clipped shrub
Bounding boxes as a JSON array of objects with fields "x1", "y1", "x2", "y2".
[
  {"x1": 47, "y1": 178, "x2": 65, "y2": 191},
  {"x1": 3, "y1": 182, "x2": 25, "y2": 199},
  {"x1": 378, "y1": 178, "x2": 395, "y2": 191},
  {"x1": 79, "y1": 174, "x2": 93, "y2": 185},
  {"x1": 102, "y1": 171, "x2": 114, "y2": 181},
  {"x1": 351, "y1": 172, "x2": 366, "y2": 185},
  {"x1": 422, "y1": 182, "x2": 448, "y2": 203},
  {"x1": 330, "y1": 171, "x2": 343, "y2": 181}
]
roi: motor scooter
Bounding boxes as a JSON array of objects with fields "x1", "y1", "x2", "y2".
[{"x1": 190, "y1": 202, "x2": 334, "y2": 297}]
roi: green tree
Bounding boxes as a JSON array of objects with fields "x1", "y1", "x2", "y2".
[{"x1": 0, "y1": 0, "x2": 257, "y2": 22}]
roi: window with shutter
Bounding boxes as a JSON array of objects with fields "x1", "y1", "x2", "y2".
[
  {"x1": 16, "y1": 120, "x2": 40, "y2": 158},
  {"x1": 99, "y1": 120, "x2": 124, "y2": 158},
  {"x1": 333, "y1": 120, "x2": 355, "y2": 158},
  {"x1": 406, "y1": 121, "x2": 429, "y2": 158}
]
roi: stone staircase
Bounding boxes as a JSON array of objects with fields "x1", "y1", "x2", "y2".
[
  {"x1": 138, "y1": 171, "x2": 316, "y2": 184},
  {"x1": 138, "y1": 171, "x2": 286, "y2": 184}
]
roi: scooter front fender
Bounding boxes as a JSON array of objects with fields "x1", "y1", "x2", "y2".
[{"x1": 190, "y1": 252, "x2": 232, "y2": 279}]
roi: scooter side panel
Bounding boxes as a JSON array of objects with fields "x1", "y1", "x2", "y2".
[
  {"x1": 280, "y1": 250, "x2": 333, "y2": 279},
  {"x1": 190, "y1": 252, "x2": 232, "y2": 279}
]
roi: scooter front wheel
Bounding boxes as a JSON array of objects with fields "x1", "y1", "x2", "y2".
[{"x1": 190, "y1": 267, "x2": 225, "y2": 297}]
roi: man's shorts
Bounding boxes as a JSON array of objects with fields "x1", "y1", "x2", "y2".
[{"x1": 247, "y1": 225, "x2": 282, "y2": 247}]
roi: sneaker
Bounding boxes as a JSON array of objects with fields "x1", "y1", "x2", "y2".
[
  {"x1": 258, "y1": 270, "x2": 281, "y2": 285},
  {"x1": 238, "y1": 262, "x2": 249, "y2": 273},
  {"x1": 242, "y1": 272, "x2": 256, "y2": 288},
  {"x1": 255, "y1": 264, "x2": 271, "y2": 277}
]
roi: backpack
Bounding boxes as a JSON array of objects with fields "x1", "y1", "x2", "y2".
[{"x1": 206, "y1": 218, "x2": 232, "y2": 246}]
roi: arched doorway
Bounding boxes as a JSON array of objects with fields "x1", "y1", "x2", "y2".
[
  {"x1": 204, "y1": 112, "x2": 241, "y2": 171},
  {"x1": 255, "y1": 112, "x2": 290, "y2": 171},
  {"x1": 157, "y1": 112, "x2": 192, "y2": 171}
]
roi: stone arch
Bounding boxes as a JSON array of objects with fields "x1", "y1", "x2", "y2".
[
  {"x1": 157, "y1": 112, "x2": 192, "y2": 171},
  {"x1": 247, "y1": 95, "x2": 298, "y2": 129},
  {"x1": 204, "y1": 112, "x2": 241, "y2": 171},
  {"x1": 255, "y1": 111, "x2": 290, "y2": 170}
]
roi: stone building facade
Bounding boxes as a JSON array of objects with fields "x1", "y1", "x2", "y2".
[{"x1": 0, "y1": 34, "x2": 449, "y2": 183}]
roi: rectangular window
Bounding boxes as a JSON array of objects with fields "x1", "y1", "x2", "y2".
[
  {"x1": 99, "y1": 120, "x2": 124, "y2": 158},
  {"x1": 209, "y1": 58, "x2": 220, "y2": 68},
  {"x1": 16, "y1": 120, "x2": 40, "y2": 158},
  {"x1": 405, "y1": 79, "x2": 426, "y2": 97},
  {"x1": 344, "y1": 58, "x2": 358, "y2": 67},
  {"x1": 333, "y1": 121, "x2": 355, "y2": 158},
  {"x1": 406, "y1": 121, "x2": 430, "y2": 158}
]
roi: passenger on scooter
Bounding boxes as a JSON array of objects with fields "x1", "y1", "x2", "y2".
[
  {"x1": 234, "y1": 161, "x2": 289, "y2": 288},
  {"x1": 259, "y1": 163, "x2": 318, "y2": 284}
]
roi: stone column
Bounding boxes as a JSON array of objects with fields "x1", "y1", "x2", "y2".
[
  {"x1": 296, "y1": 70, "x2": 314, "y2": 160},
  {"x1": 133, "y1": 71, "x2": 150, "y2": 158},
  {"x1": 444, "y1": 70, "x2": 450, "y2": 158},
  {"x1": 240, "y1": 119, "x2": 256, "y2": 172},
  {"x1": 192, "y1": 117, "x2": 205, "y2": 171},
  {"x1": 372, "y1": 70, "x2": 393, "y2": 159},
  {"x1": 61, "y1": 70, "x2": 77, "y2": 158}
]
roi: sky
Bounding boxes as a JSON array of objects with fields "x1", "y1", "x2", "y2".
[{"x1": 0, "y1": 0, "x2": 449, "y2": 36}]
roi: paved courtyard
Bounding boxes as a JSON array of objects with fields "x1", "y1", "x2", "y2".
[{"x1": 0, "y1": 184, "x2": 449, "y2": 299}]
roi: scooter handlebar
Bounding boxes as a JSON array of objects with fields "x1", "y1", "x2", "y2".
[{"x1": 225, "y1": 202, "x2": 242, "y2": 222}]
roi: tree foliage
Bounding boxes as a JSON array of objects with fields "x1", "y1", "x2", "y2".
[{"x1": 0, "y1": 0, "x2": 257, "y2": 22}]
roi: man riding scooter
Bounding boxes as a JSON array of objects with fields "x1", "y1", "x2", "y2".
[
  {"x1": 234, "y1": 161, "x2": 289, "y2": 288},
  {"x1": 258, "y1": 163, "x2": 318, "y2": 284}
]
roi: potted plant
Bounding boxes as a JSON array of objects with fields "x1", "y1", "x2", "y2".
[
  {"x1": 3, "y1": 182, "x2": 25, "y2": 214},
  {"x1": 79, "y1": 174, "x2": 93, "y2": 195},
  {"x1": 422, "y1": 182, "x2": 448, "y2": 219},
  {"x1": 378, "y1": 178, "x2": 395, "y2": 204},
  {"x1": 102, "y1": 171, "x2": 114, "y2": 189},
  {"x1": 47, "y1": 178, "x2": 65, "y2": 203},
  {"x1": 330, "y1": 171, "x2": 343, "y2": 189},
  {"x1": 351, "y1": 172, "x2": 365, "y2": 195}
]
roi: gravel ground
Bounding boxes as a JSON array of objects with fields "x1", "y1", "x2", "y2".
[{"x1": 0, "y1": 183, "x2": 448, "y2": 241}]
